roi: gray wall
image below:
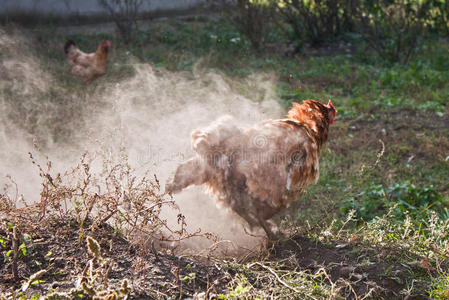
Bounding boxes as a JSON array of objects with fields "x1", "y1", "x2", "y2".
[{"x1": 0, "y1": 0, "x2": 207, "y2": 16}]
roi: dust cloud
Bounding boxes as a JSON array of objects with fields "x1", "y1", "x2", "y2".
[{"x1": 0, "y1": 28, "x2": 284, "y2": 254}]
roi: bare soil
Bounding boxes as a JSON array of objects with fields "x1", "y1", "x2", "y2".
[
  {"x1": 0, "y1": 216, "x2": 434, "y2": 299},
  {"x1": 271, "y1": 236, "x2": 430, "y2": 299},
  {"x1": 0, "y1": 218, "x2": 232, "y2": 299}
]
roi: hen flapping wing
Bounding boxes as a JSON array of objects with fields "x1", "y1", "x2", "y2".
[{"x1": 166, "y1": 100, "x2": 337, "y2": 239}]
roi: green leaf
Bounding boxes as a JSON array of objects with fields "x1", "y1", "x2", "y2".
[
  {"x1": 19, "y1": 243, "x2": 27, "y2": 256},
  {"x1": 31, "y1": 280, "x2": 45, "y2": 285}
]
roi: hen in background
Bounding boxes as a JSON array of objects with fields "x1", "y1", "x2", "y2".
[
  {"x1": 166, "y1": 99, "x2": 337, "y2": 239},
  {"x1": 64, "y1": 40, "x2": 110, "y2": 83}
]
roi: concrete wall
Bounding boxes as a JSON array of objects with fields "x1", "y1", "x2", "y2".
[{"x1": 0, "y1": 0, "x2": 207, "y2": 16}]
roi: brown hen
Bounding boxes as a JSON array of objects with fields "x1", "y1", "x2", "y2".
[
  {"x1": 166, "y1": 100, "x2": 337, "y2": 239},
  {"x1": 64, "y1": 40, "x2": 110, "y2": 83}
]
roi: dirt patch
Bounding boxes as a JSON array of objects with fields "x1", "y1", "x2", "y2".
[
  {"x1": 330, "y1": 108, "x2": 449, "y2": 163},
  {"x1": 269, "y1": 235, "x2": 431, "y2": 299},
  {"x1": 1, "y1": 219, "x2": 435, "y2": 299},
  {"x1": 0, "y1": 218, "x2": 232, "y2": 299},
  {"x1": 326, "y1": 108, "x2": 449, "y2": 195}
]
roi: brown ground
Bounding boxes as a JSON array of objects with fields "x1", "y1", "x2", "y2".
[
  {"x1": 271, "y1": 236, "x2": 430, "y2": 299},
  {"x1": 0, "y1": 217, "x2": 433, "y2": 299},
  {"x1": 329, "y1": 108, "x2": 449, "y2": 162},
  {"x1": 0, "y1": 218, "x2": 232, "y2": 299},
  {"x1": 328, "y1": 108, "x2": 449, "y2": 193}
]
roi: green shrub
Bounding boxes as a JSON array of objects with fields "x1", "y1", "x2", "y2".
[
  {"x1": 277, "y1": 0, "x2": 355, "y2": 49},
  {"x1": 341, "y1": 181, "x2": 448, "y2": 223},
  {"x1": 356, "y1": 0, "x2": 432, "y2": 63},
  {"x1": 430, "y1": 0, "x2": 449, "y2": 36},
  {"x1": 223, "y1": 0, "x2": 276, "y2": 51},
  {"x1": 97, "y1": 0, "x2": 143, "y2": 45}
]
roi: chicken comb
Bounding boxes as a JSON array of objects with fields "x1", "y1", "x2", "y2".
[{"x1": 328, "y1": 99, "x2": 337, "y2": 115}]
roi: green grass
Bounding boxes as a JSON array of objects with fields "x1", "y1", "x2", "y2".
[
  {"x1": 29, "y1": 18, "x2": 449, "y2": 115},
  {"x1": 429, "y1": 273, "x2": 449, "y2": 299}
]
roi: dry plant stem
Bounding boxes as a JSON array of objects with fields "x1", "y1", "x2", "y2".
[
  {"x1": 205, "y1": 274, "x2": 213, "y2": 298},
  {"x1": 172, "y1": 265, "x2": 181, "y2": 300},
  {"x1": 140, "y1": 200, "x2": 177, "y2": 214},
  {"x1": 12, "y1": 225, "x2": 19, "y2": 281},
  {"x1": 29, "y1": 153, "x2": 53, "y2": 220},
  {"x1": 341, "y1": 277, "x2": 359, "y2": 299},
  {"x1": 97, "y1": 209, "x2": 117, "y2": 226},
  {"x1": 88, "y1": 259, "x2": 94, "y2": 283},
  {"x1": 103, "y1": 259, "x2": 113, "y2": 289},
  {"x1": 40, "y1": 182, "x2": 48, "y2": 220},
  {"x1": 375, "y1": 139, "x2": 385, "y2": 166},
  {"x1": 82, "y1": 193, "x2": 97, "y2": 225},
  {"x1": 151, "y1": 240, "x2": 160, "y2": 262},
  {"x1": 247, "y1": 262, "x2": 302, "y2": 295}
]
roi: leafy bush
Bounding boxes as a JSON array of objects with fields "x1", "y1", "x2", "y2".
[
  {"x1": 430, "y1": 0, "x2": 449, "y2": 35},
  {"x1": 216, "y1": 0, "x2": 276, "y2": 51},
  {"x1": 277, "y1": 0, "x2": 356, "y2": 49},
  {"x1": 341, "y1": 181, "x2": 448, "y2": 223},
  {"x1": 273, "y1": 0, "x2": 438, "y2": 62},
  {"x1": 98, "y1": 0, "x2": 143, "y2": 45},
  {"x1": 356, "y1": 0, "x2": 432, "y2": 63}
]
